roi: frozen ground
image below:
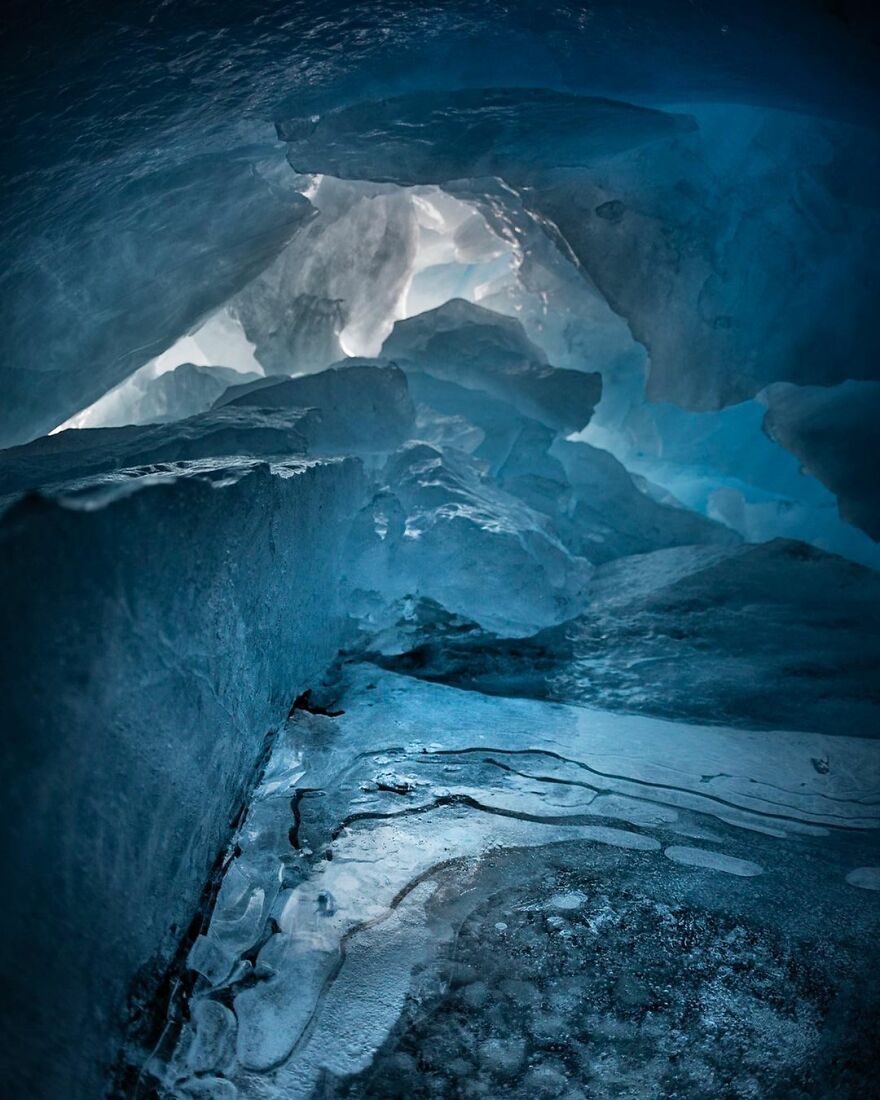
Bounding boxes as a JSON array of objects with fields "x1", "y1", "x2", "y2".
[{"x1": 141, "y1": 666, "x2": 880, "y2": 1099}]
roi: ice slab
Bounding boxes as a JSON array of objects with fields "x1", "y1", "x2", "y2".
[
  {"x1": 382, "y1": 298, "x2": 600, "y2": 433},
  {"x1": 216, "y1": 360, "x2": 416, "y2": 455},
  {"x1": 349, "y1": 442, "x2": 593, "y2": 635},
  {"x1": 0, "y1": 457, "x2": 365, "y2": 1100},
  {"x1": 377, "y1": 540, "x2": 880, "y2": 737}
]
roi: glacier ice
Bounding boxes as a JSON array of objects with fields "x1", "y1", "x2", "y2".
[
  {"x1": 0, "y1": 363, "x2": 414, "y2": 503},
  {"x1": 401, "y1": 366, "x2": 734, "y2": 565},
  {"x1": 349, "y1": 442, "x2": 592, "y2": 636},
  {"x1": 69, "y1": 363, "x2": 262, "y2": 429},
  {"x1": 229, "y1": 177, "x2": 419, "y2": 372},
  {"x1": 55, "y1": 310, "x2": 265, "y2": 431},
  {"x1": 2, "y1": 4, "x2": 880, "y2": 1098},
  {"x1": 382, "y1": 298, "x2": 601, "y2": 434},
  {"x1": 0, "y1": 145, "x2": 314, "y2": 448},
  {"x1": 0, "y1": 457, "x2": 365, "y2": 1100},
  {"x1": 376, "y1": 538, "x2": 880, "y2": 737},
  {"x1": 280, "y1": 95, "x2": 880, "y2": 410},
  {"x1": 214, "y1": 360, "x2": 416, "y2": 457},
  {"x1": 271, "y1": 92, "x2": 880, "y2": 547},
  {"x1": 150, "y1": 666, "x2": 880, "y2": 1100},
  {"x1": 278, "y1": 89, "x2": 694, "y2": 186},
  {"x1": 762, "y1": 380, "x2": 880, "y2": 542}
]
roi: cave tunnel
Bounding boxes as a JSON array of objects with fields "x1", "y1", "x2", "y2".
[{"x1": 1, "y1": 2, "x2": 879, "y2": 1098}]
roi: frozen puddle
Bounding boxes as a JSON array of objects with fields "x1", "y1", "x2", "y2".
[
  {"x1": 151, "y1": 667, "x2": 880, "y2": 1099},
  {"x1": 662, "y1": 846, "x2": 763, "y2": 877}
]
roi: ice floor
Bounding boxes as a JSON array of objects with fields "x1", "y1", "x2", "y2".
[{"x1": 144, "y1": 666, "x2": 880, "y2": 1099}]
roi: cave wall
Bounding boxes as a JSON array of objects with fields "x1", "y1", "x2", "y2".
[{"x1": 0, "y1": 459, "x2": 364, "y2": 1099}]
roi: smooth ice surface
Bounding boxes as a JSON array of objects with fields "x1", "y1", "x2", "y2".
[
  {"x1": 845, "y1": 867, "x2": 880, "y2": 891},
  {"x1": 152, "y1": 666, "x2": 880, "y2": 1099},
  {"x1": 663, "y1": 846, "x2": 764, "y2": 877}
]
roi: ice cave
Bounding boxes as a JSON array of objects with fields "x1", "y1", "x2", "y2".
[{"x1": 1, "y1": 2, "x2": 880, "y2": 1098}]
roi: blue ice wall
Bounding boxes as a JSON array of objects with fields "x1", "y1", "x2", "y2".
[{"x1": 0, "y1": 459, "x2": 364, "y2": 1099}]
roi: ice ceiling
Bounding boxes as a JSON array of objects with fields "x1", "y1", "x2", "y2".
[
  {"x1": 1, "y1": 3, "x2": 880, "y2": 1100},
  {"x1": 3, "y1": 1, "x2": 880, "y2": 555}
]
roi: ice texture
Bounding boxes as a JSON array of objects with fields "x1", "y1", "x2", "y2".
[
  {"x1": 230, "y1": 177, "x2": 419, "y2": 371},
  {"x1": 349, "y1": 442, "x2": 592, "y2": 636},
  {"x1": 0, "y1": 148, "x2": 313, "y2": 448},
  {"x1": 403, "y1": 367, "x2": 735, "y2": 565},
  {"x1": 273, "y1": 93, "x2": 880, "y2": 546},
  {"x1": 0, "y1": 408, "x2": 316, "y2": 501},
  {"x1": 763, "y1": 381, "x2": 880, "y2": 541},
  {"x1": 66, "y1": 363, "x2": 262, "y2": 430},
  {"x1": 215, "y1": 360, "x2": 416, "y2": 455},
  {"x1": 280, "y1": 96, "x2": 880, "y2": 408},
  {"x1": 377, "y1": 540, "x2": 880, "y2": 737},
  {"x1": 0, "y1": 457, "x2": 365, "y2": 1100},
  {"x1": 3, "y1": 5, "x2": 880, "y2": 1096},
  {"x1": 152, "y1": 666, "x2": 880, "y2": 1099},
  {"x1": 583, "y1": 389, "x2": 880, "y2": 569},
  {"x1": 0, "y1": 363, "x2": 413, "y2": 502},
  {"x1": 279, "y1": 89, "x2": 694, "y2": 186},
  {"x1": 381, "y1": 298, "x2": 601, "y2": 434}
]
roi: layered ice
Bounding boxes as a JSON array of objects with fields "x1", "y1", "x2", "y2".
[
  {"x1": 0, "y1": 363, "x2": 414, "y2": 502},
  {"x1": 382, "y1": 298, "x2": 601, "y2": 434}
]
